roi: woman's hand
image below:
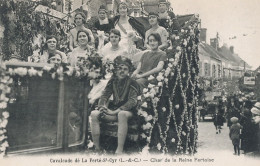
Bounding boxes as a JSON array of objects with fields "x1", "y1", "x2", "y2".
[
  {"x1": 131, "y1": 71, "x2": 138, "y2": 79},
  {"x1": 135, "y1": 74, "x2": 142, "y2": 79}
]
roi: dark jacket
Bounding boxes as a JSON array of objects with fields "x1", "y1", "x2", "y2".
[
  {"x1": 98, "y1": 76, "x2": 140, "y2": 112},
  {"x1": 113, "y1": 15, "x2": 146, "y2": 39}
]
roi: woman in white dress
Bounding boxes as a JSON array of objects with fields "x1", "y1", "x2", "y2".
[
  {"x1": 99, "y1": 29, "x2": 126, "y2": 62},
  {"x1": 113, "y1": 2, "x2": 145, "y2": 47}
]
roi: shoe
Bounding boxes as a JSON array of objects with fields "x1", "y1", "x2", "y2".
[
  {"x1": 233, "y1": 153, "x2": 237, "y2": 155},
  {"x1": 216, "y1": 132, "x2": 218, "y2": 134},
  {"x1": 219, "y1": 130, "x2": 221, "y2": 133}
]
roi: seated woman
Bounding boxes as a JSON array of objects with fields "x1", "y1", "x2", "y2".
[
  {"x1": 69, "y1": 29, "x2": 94, "y2": 67},
  {"x1": 90, "y1": 56, "x2": 140, "y2": 154},
  {"x1": 99, "y1": 29, "x2": 127, "y2": 62},
  {"x1": 132, "y1": 33, "x2": 167, "y2": 90},
  {"x1": 69, "y1": 12, "x2": 95, "y2": 51},
  {"x1": 145, "y1": 12, "x2": 169, "y2": 50},
  {"x1": 39, "y1": 35, "x2": 67, "y2": 63}
]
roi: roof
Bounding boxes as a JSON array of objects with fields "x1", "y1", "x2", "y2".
[
  {"x1": 219, "y1": 45, "x2": 251, "y2": 68},
  {"x1": 199, "y1": 43, "x2": 222, "y2": 62}
]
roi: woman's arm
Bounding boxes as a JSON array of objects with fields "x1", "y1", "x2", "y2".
[
  {"x1": 159, "y1": 29, "x2": 169, "y2": 50},
  {"x1": 138, "y1": 61, "x2": 164, "y2": 78},
  {"x1": 132, "y1": 62, "x2": 141, "y2": 78},
  {"x1": 69, "y1": 34, "x2": 74, "y2": 51}
]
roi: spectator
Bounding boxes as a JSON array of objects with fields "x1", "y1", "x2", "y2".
[{"x1": 229, "y1": 117, "x2": 242, "y2": 156}]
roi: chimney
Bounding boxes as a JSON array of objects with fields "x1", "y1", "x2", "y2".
[
  {"x1": 210, "y1": 38, "x2": 219, "y2": 50},
  {"x1": 230, "y1": 46, "x2": 234, "y2": 54},
  {"x1": 200, "y1": 28, "x2": 207, "y2": 43}
]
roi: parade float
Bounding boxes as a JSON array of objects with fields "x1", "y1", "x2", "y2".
[{"x1": 0, "y1": 0, "x2": 200, "y2": 156}]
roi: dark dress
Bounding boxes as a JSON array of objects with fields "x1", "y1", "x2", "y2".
[
  {"x1": 158, "y1": 11, "x2": 180, "y2": 34},
  {"x1": 94, "y1": 18, "x2": 114, "y2": 33},
  {"x1": 240, "y1": 112, "x2": 259, "y2": 153}
]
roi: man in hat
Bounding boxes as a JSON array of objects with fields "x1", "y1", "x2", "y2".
[
  {"x1": 94, "y1": 5, "x2": 114, "y2": 34},
  {"x1": 90, "y1": 56, "x2": 140, "y2": 154},
  {"x1": 145, "y1": 12, "x2": 169, "y2": 50},
  {"x1": 157, "y1": 0, "x2": 180, "y2": 33}
]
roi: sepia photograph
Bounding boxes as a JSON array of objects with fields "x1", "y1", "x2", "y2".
[{"x1": 0, "y1": 0, "x2": 259, "y2": 166}]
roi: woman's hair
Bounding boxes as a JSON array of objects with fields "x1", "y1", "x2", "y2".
[
  {"x1": 110, "y1": 29, "x2": 121, "y2": 37},
  {"x1": 74, "y1": 12, "x2": 87, "y2": 24},
  {"x1": 42, "y1": 35, "x2": 59, "y2": 52},
  {"x1": 116, "y1": 2, "x2": 129, "y2": 14},
  {"x1": 76, "y1": 29, "x2": 92, "y2": 43},
  {"x1": 109, "y1": 29, "x2": 121, "y2": 41},
  {"x1": 147, "y1": 33, "x2": 162, "y2": 46},
  {"x1": 47, "y1": 52, "x2": 62, "y2": 63}
]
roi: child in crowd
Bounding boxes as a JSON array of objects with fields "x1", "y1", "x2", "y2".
[{"x1": 229, "y1": 117, "x2": 242, "y2": 155}]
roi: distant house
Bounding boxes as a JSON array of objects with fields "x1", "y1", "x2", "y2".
[{"x1": 198, "y1": 28, "x2": 251, "y2": 80}]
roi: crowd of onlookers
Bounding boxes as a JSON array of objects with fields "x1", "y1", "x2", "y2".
[{"x1": 203, "y1": 93, "x2": 260, "y2": 156}]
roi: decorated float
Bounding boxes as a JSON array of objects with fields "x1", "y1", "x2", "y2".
[{"x1": 0, "y1": 0, "x2": 200, "y2": 156}]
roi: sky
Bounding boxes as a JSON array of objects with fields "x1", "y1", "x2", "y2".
[{"x1": 171, "y1": 0, "x2": 260, "y2": 69}]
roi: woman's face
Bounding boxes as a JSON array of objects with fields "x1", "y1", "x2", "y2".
[
  {"x1": 158, "y1": 4, "x2": 167, "y2": 13},
  {"x1": 49, "y1": 54, "x2": 61, "y2": 65},
  {"x1": 47, "y1": 38, "x2": 57, "y2": 51},
  {"x1": 77, "y1": 32, "x2": 89, "y2": 46},
  {"x1": 98, "y1": 10, "x2": 106, "y2": 20},
  {"x1": 109, "y1": 33, "x2": 120, "y2": 46},
  {"x1": 88, "y1": 67, "x2": 101, "y2": 79},
  {"x1": 118, "y1": 4, "x2": 128, "y2": 16},
  {"x1": 148, "y1": 15, "x2": 158, "y2": 26},
  {"x1": 75, "y1": 14, "x2": 84, "y2": 26},
  {"x1": 148, "y1": 35, "x2": 159, "y2": 50}
]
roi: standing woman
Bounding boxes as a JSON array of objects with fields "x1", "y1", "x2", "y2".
[
  {"x1": 69, "y1": 29, "x2": 93, "y2": 67},
  {"x1": 69, "y1": 12, "x2": 95, "y2": 51},
  {"x1": 40, "y1": 35, "x2": 67, "y2": 63},
  {"x1": 94, "y1": 5, "x2": 114, "y2": 34},
  {"x1": 113, "y1": 2, "x2": 145, "y2": 47}
]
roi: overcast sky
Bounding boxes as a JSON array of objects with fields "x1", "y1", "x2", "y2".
[{"x1": 171, "y1": 0, "x2": 260, "y2": 69}]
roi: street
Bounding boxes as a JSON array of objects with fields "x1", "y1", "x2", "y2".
[{"x1": 195, "y1": 120, "x2": 259, "y2": 165}]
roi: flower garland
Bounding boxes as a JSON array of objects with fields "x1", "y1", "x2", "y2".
[
  {"x1": 0, "y1": 60, "x2": 12, "y2": 157},
  {"x1": 137, "y1": 17, "x2": 200, "y2": 154}
]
